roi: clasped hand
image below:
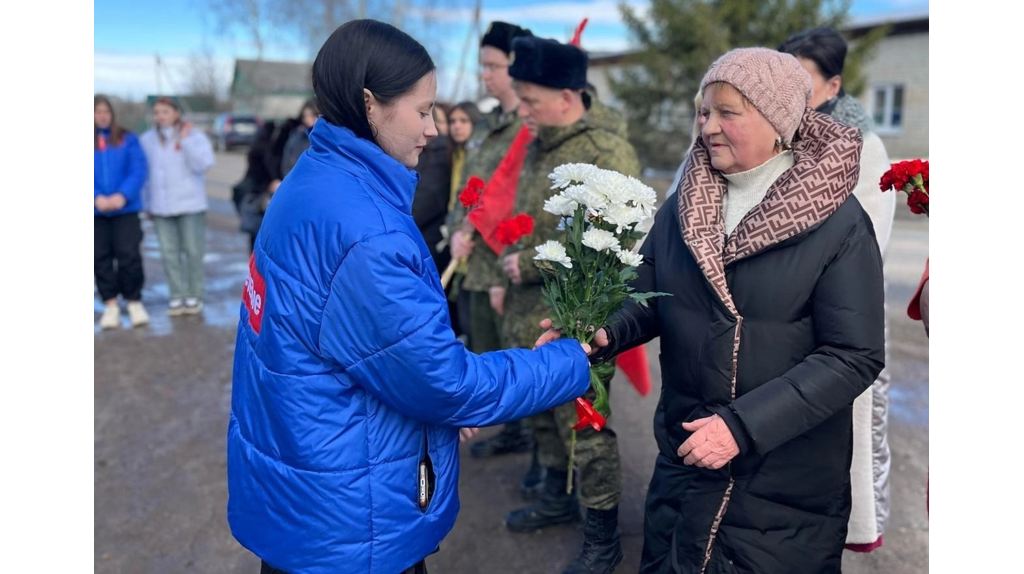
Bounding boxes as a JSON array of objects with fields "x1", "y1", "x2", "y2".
[{"x1": 677, "y1": 415, "x2": 739, "y2": 469}]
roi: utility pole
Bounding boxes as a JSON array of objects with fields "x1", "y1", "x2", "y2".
[
  {"x1": 473, "y1": 0, "x2": 482, "y2": 100},
  {"x1": 452, "y1": 0, "x2": 482, "y2": 102}
]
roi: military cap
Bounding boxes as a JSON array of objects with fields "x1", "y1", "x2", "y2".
[
  {"x1": 481, "y1": 21, "x2": 534, "y2": 56},
  {"x1": 508, "y1": 36, "x2": 588, "y2": 90}
]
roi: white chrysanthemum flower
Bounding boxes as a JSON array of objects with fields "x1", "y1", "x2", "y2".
[
  {"x1": 543, "y1": 194, "x2": 579, "y2": 216},
  {"x1": 624, "y1": 176, "x2": 658, "y2": 215},
  {"x1": 603, "y1": 203, "x2": 646, "y2": 233},
  {"x1": 534, "y1": 240, "x2": 573, "y2": 269},
  {"x1": 586, "y1": 170, "x2": 632, "y2": 207},
  {"x1": 581, "y1": 227, "x2": 621, "y2": 253},
  {"x1": 561, "y1": 184, "x2": 609, "y2": 214},
  {"x1": 618, "y1": 250, "x2": 643, "y2": 267},
  {"x1": 549, "y1": 163, "x2": 599, "y2": 189}
]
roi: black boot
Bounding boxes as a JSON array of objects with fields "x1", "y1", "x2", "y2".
[
  {"x1": 519, "y1": 443, "x2": 545, "y2": 500},
  {"x1": 562, "y1": 506, "x2": 623, "y2": 574},
  {"x1": 505, "y1": 467, "x2": 580, "y2": 532},
  {"x1": 469, "y1": 420, "x2": 534, "y2": 458}
]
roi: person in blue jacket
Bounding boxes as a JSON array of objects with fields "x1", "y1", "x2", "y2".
[
  {"x1": 226, "y1": 20, "x2": 593, "y2": 574},
  {"x1": 94, "y1": 95, "x2": 149, "y2": 329}
]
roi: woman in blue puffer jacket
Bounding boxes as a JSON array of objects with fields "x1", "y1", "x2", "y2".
[
  {"x1": 94, "y1": 95, "x2": 149, "y2": 329},
  {"x1": 227, "y1": 20, "x2": 593, "y2": 574}
]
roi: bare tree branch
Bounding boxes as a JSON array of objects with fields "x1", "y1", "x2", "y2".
[
  {"x1": 181, "y1": 47, "x2": 227, "y2": 106},
  {"x1": 202, "y1": 0, "x2": 270, "y2": 60}
]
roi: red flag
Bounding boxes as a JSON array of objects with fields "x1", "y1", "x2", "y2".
[
  {"x1": 617, "y1": 345, "x2": 651, "y2": 396},
  {"x1": 467, "y1": 125, "x2": 533, "y2": 255},
  {"x1": 570, "y1": 18, "x2": 589, "y2": 47}
]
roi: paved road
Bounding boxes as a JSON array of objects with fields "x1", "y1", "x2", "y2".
[{"x1": 94, "y1": 151, "x2": 928, "y2": 573}]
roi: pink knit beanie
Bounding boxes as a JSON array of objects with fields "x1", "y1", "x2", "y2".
[{"x1": 700, "y1": 47, "x2": 812, "y2": 145}]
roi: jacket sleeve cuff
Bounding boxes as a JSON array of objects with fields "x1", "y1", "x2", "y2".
[{"x1": 711, "y1": 406, "x2": 753, "y2": 456}]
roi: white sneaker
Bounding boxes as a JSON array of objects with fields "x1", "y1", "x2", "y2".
[
  {"x1": 168, "y1": 299, "x2": 186, "y2": 317},
  {"x1": 127, "y1": 301, "x2": 150, "y2": 327},
  {"x1": 183, "y1": 297, "x2": 204, "y2": 315},
  {"x1": 99, "y1": 304, "x2": 120, "y2": 330}
]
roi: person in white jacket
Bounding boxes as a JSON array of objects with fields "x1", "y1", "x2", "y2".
[
  {"x1": 779, "y1": 26, "x2": 897, "y2": 552},
  {"x1": 140, "y1": 97, "x2": 216, "y2": 316}
]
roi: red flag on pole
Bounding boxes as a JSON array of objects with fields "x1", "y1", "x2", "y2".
[
  {"x1": 468, "y1": 17, "x2": 588, "y2": 254},
  {"x1": 570, "y1": 18, "x2": 589, "y2": 47},
  {"x1": 467, "y1": 125, "x2": 533, "y2": 255}
]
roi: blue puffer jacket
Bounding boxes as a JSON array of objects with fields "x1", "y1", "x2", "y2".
[
  {"x1": 227, "y1": 121, "x2": 591, "y2": 574},
  {"x1": 94, "y1": 129, "x2": 148, "y2": 217}
]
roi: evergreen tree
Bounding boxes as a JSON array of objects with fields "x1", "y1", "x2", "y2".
[{"x1": 610, "y1": 0, "x2": 885, "y2": 169}]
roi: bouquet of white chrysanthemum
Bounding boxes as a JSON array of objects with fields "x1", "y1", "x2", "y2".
[{"x1": 534, "y1": 163, "x2": 669, "y2": 492}]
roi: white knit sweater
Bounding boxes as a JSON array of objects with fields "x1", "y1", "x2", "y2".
[{"x1": 721, "y1": 151, "x2": 795, "y2": 235}]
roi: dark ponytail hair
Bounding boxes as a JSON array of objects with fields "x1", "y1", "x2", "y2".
[
  {"x1": 777, "y1": 26, "x2": 848, "y2": 81},
  {"x1": 312, "y1": 19, "x2": 435, "y2": 146},
  {"x1": 94, "y1": 95, "x2": 128, "y2": 149}
]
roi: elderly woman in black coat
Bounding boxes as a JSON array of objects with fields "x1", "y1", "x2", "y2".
[{"x1": 539, "y1": 46, "x2": 884, "y2": 573}]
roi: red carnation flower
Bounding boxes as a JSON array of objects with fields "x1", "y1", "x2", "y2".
[
  {"x1": 459, "y1": 176, "x2": 486, "y2": 208},
  {"x1": 459, "y1": 187, "x2": 481, "y2": 209},
  {"x1": 514, "y1": 213, "x2": 534, "y2": 236},
  {"x1": 496, "y1": 219, "x2": 520, "y2": 246},
  {"x1": 496, "y1": 213, "x2": 535, "y2": 246},
  {"x1": 880, "y1": 159, "x2": 929, "y2": 217}
]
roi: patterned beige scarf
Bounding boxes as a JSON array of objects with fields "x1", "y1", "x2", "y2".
[{"x1": 676, "y1": 108, "x2": 864, "y2": 317}]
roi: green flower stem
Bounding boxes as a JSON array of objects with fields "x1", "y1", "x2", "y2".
[{"x1": 590, "y1": 363, "x2": 612, "y2": 416}]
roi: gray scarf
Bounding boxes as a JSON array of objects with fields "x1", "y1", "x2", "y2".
[{"x1": 819, "y1": 92, "x2": 873, "y2": 134}]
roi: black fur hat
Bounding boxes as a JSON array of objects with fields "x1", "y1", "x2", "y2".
[
  {"x1": 480, "y1": 21, "x2": 533, "y2": 56},
  {"x1": 508, "y1": 36, "x2": 588, "y2": 90}
]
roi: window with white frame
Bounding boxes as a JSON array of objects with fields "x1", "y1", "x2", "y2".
[{"x1": 870, "y1": 84, "x2": 904, "y2": 133}]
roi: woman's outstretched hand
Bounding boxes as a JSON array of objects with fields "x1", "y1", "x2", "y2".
[{"x1": 532, "y1": 318, "x2": 607, "y2": 356}]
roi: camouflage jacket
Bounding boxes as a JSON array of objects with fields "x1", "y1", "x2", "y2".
[
  {"x1": 501, "y1": 98, "x2": 641, "y2": 350},
  {"x1": 450, "y1": 106, "x2": 526, "y2": 292}
]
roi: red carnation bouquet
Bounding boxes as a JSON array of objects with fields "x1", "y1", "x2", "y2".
[
  {"x1": 495, "y1": 213, "x2": 534, "y2": 246},
  {"x1": 880, "y1": 159, "x2": 929, "y2": 216},
  {"x1": 440, "y1": 176, "x2": 487, "y2": 290},
  {"x1": 458, "y1": 176, "x2": 485, "y2": 212}
]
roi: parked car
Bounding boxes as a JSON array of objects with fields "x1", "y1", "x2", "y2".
[{"x1": 212, "y1": 113, "x2": 262, "y2": 151}]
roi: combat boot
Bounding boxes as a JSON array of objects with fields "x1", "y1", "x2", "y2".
[
  {"x1": 505, "y1": 467, "x2": 580, "y2": 532},
  {"x1": 469, "y1": 420, "x2": 534, "y2": 458},
  {"x1": 562, "y1": 506, "x2": 623, "y2": 574}
]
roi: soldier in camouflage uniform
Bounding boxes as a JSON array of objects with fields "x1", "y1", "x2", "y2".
[
  {"x1": 498, "y1": 35, "x2": 640, "y2": 574},
  {"x1": 448, "y1": 21, "x2": 544, "y2": 491}
]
